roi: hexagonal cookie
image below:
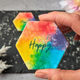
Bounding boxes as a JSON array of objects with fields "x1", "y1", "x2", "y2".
[
  {"x1": 16, "y1": 21, "x2": 69, "y2": 69},
  {"x1": 13, "y1": 12, "x2": 36, "y2": 31}
]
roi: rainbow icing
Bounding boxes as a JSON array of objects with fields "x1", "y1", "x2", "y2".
[
  {"x1": 13, "y1": 12, "x2": 36, "y2": 31},
  {"x1": 16, "y1": 21, "x2": 68, "y2": 69}
]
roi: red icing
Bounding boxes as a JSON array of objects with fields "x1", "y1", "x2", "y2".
[
  {"x1": 30, "y1": 21, "x2": 56, "y2": 34},
  {"x1": 22, "y1": 21, "x2": 57, "y2": 41},
  {"x1": 24, "y1": 13, "x2": 33, "y2": 18}
]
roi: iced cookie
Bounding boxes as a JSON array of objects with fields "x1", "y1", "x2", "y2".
[
  {"x1": 16, "y1": 21, "x2": 69, "y2": 69},
  {"x1": 13, "y1": 12, "x2": 36, "y2": 31}
]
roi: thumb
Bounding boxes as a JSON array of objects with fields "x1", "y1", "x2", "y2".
[{"x1": 35, "y1": 69, "x2": 80, "y2": 80}]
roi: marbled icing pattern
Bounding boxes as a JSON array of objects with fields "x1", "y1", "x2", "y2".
[
  {"x1": 13, "y1": 12, "x2": 36, "y2": 31},
  {"x1": 16, "y1": 21, "x2": 68, "y2": 69}
]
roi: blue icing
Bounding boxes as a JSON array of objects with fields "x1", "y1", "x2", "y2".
[{"x1": 30, "y1": 17, "x2": 36, "y2": 21}]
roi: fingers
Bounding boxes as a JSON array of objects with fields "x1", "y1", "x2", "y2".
[
  {"x1": 35, "y1": 69, "x2": 80, "y2": 80},
  {"x1": 39, "y1": 11, "x2": 80, "y2": 35},
  {"x1": 74, "y1": 34, "x2": 80, "y2": 41},
  {"x1": 35, "y1": 69, "x2": 61, "y2": 79},
  {"x1": 62, "y1": 28, "x2": 72, "y2": 34},
  {"x1": 56, "y1": 23, "x2": 70, "y2": 32},
  {"x1": 74, "y1": 11, "x2": 80, "y2": 16},
  {"x1": 39, "y1": 11, "x2": 72, "y2": 27}
]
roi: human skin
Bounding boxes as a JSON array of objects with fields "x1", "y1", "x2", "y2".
[{"x1": 35, "y1": 11, "x2": 80, "y2": 80}]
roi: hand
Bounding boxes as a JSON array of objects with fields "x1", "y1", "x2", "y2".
[
  {"x1": 35, "y1": 69, "x2": 80, "y2": 80},
  {"x1": 38, "y1": 11, "x2": 80, "y2": 41},
  {"x1": 35, "y1": 11, "x2": 80, "y2": 80}
]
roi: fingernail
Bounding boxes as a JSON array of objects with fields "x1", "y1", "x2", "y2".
[
  {"x1": 38, "y1": 14, "x2": 47, "y2": 18},
  {"x1": 35, "y1": 72, "x2": 48, "y2": 79}
]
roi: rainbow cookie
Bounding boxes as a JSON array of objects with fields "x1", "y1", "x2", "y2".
[
  {"x1": 16, "y1": 21, "x2": 69, "y2": 69},
  {"x1": 13, "y1": 12, "x2": 36, "y2": 31}
]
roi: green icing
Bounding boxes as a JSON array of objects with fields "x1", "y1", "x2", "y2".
[
  {"x1": 21, "y1": 23, "x2": 27, "y2": 31},
  {"x1": 29, "y1": 47, "x2": 51, "y2": 69},
  {"x1": 20, "y1": 20, "x2": 27, "y2": 31}
]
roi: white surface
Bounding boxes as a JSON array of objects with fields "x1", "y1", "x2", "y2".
[
  {"x1": 0, "y1": 0, "x2": 61, "y2": 10},
  {"x1": 0, "y1": 0, "x2": 61, "y2": 80},
  {"x1": 0, "y1": 74, "x2": 48, "y2": 80}
]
